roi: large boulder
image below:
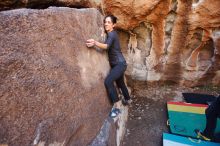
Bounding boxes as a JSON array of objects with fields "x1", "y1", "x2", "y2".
[{"x1": 0, "y1": 7, "x2": 111, "y2": 146}]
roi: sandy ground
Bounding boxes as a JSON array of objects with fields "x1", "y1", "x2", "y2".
[{"x1": 122, "y1": 83, "x2": 220, "y2": 146}]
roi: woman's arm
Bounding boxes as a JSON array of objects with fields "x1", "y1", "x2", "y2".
[{"x1": 86, "y1": 39, "x2": 108, "y2": 50}]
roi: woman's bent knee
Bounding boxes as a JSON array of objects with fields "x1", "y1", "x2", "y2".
[{"x1": 104, "y1": 78, "x2": 112, "y2": 87}]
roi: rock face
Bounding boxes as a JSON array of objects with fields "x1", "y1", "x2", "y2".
[
  {"x1": 0, "y1": 0, "x2": 102, "y2": 10},
  {"x1": 0, "y1": 7, "x2": 111, "y2": 146}
]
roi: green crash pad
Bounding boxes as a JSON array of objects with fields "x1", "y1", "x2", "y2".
[{"x1": 167, "y1": 102, "x2": 220, "y2": 138}]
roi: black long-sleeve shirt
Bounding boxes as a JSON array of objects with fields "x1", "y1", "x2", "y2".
[{"x1": 105, "y1": 30, "x2": 126, "y2": 66}]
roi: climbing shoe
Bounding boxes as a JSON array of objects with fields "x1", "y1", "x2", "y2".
[
  {"x1": 109, "y1": 108, "x2": 121, "y2": 118},
  {"x1": 194, "y1": 129, "x2": 211, "y2": 141}
]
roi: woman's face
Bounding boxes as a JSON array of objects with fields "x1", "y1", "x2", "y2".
[{"x1": 104, "y1": 17, "x2": 115, "y2": 32}]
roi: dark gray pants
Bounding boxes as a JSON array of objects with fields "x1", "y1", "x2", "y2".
[{"x1": 104, "y1": 62, "x2": 130, "y2": 103}]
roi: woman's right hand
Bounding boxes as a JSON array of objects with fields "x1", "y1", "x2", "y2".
[
  {"x1": 86, "y1": 39, "x2": 107, "y2": 50},
  {"x1": 86, "y1": 39, "x2": 95, "y2": 47}
]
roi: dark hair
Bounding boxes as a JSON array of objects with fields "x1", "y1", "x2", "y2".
[{"x1": 103, "y1": 15, "x2": 117, "y2": 24}]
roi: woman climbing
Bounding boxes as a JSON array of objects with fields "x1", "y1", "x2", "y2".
[{"x1": 86, "y1": 15, "x2": 131, "y2": 118}]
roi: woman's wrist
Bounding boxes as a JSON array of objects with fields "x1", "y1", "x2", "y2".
[{"x1": 94, "y1": 40, "x2": 97, "y2": 47}]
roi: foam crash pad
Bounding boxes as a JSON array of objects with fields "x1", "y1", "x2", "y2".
[
  {"x1": 163, "y1": 133, "x2": 220, "y2": 146},
  {"x1": 167, "y1": 102, "x2": 220, "y2": 138}
]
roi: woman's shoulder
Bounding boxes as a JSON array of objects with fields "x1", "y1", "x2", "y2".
[{"x1": 108, "y1": 30, "x2": 118, "y2": 37}]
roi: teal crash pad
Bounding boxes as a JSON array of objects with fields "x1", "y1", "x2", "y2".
[{"x1": 163, "y1": 133, "x2": 220, "y2": 146}]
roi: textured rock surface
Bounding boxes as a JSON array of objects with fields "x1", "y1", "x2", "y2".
[
  {"x1": 182, "y1": 0, "x2": 220, "y2": 86},
  {"x1": 0, "y1": 0, "x2": 54, "y2": 10},
  {"x1": 0, "y1": 0, "x2": 102, "y2": 10},
  {"x1": 56, "y1": 0, "x2": 102, "y2": 8},
  {"x1": 0, "y1": 7, "x2": 111, "y2": 146}
]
